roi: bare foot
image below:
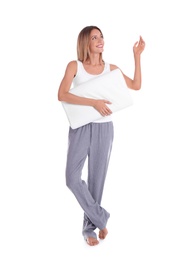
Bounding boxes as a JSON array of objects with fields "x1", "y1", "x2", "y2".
[
  {"x1": 99, "y1": 227, "x2": 108, "y2": 239},
  {"x1": 86, "y1": 237, "x2": 99, "y2": 246}
]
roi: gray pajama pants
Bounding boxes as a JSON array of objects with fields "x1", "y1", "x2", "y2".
[{"x1": 65, "y1": 122, "x2": 114, "y2": 240}]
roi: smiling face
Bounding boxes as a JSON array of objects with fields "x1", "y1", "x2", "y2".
[
  {"x1": 89, "y1": 29, "x2": 104, "y2": 54},
  {"x1": 77, "y1": 26, "x2": 104, "y2": 62}
]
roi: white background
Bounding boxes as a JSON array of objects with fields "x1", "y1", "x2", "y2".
[{"x1": 0, "y1": 0, "x2": 188, "y2": 259}]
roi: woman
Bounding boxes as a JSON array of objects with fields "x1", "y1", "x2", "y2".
[{"x1": 58, "y1": 25, "x2": 145, "y2": 246}]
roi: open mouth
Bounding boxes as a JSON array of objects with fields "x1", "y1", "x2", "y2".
[{"x1": 96, "y1": 44, "x2": 103, "y2": 48}]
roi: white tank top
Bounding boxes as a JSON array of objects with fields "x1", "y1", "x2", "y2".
[{"x1": 72, "y1": 60, "x2": 112, "y2": 123}]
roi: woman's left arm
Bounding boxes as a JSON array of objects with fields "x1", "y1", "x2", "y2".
[{"x1": 123, "y1": 36, "x2": 145, "y2": 90}]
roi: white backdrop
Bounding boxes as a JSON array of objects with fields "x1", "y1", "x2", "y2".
[{"x1": 0, "y1": 0, "x2": 188, "y2": 259}]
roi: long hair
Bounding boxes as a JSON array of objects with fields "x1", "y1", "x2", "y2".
[{"x1": 77, "y1": 26, "x2": 104, "y2": 64}]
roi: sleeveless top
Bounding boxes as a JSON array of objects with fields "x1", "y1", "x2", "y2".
[{"x1": 72, "y1": 60, "x2": 112, "y2": 123}]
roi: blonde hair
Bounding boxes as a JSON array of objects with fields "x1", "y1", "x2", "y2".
[{"x1": 77, "y1": 26, "x2": 104, "y2": 64}]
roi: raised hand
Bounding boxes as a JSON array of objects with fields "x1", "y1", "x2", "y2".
[{"x1": 133, "y1": 36, "x2": 145, "y2": 56}]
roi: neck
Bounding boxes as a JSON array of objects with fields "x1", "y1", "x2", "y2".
[{"x1": 86, "y1": 54, "x2": 103, "y2": 66}]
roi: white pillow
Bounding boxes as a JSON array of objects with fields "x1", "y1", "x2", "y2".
[{"x1": 61, "y1": 68, "x2": 133, "y2": 129}]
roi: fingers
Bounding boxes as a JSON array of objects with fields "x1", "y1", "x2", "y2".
[
  {"x1": 94, "y1": 99, "x2": 112, "y2": 116},
  {"x1": 100, "y1": 106, "x2": 112, "y2": 116},
  {"x1": 134, "y1": 36, "x2": 145, "y2": 47},
  {"x1": 134, "y1": 41, "x2": 138, "y2": 47},
  {"x1": 133, "y1": 36, "x2": 145, "y2": 55},
  {"x1": 104, "y1": 100, "x2": 112, "y2": 104},
  {"x1": 139, "y1": 35, "x2": 145, "y2": 46},
  {"x1": 100, "y1": 100, "x2": 112, "y2": 116}
]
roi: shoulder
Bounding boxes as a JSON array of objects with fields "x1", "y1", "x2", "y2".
[
  {"x1": 66, "y1": 60, "x2": 77, "y2": 70},
  {"x1": 65, "y1": 60, "x2": 78, "y2": 77},
  {"x1": 110, "y1": 64, "x2": 119, "y2": 71},
  {"x1": 109, "y1": 64, "x2": 132, "y2": 87},
  {"x1": 109, "y1": 63, "x2": 127, "y2": 77}
]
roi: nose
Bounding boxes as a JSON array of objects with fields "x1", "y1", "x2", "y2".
[{"x1": 98, "y1": 38, "x2": 103, "y2": 44}]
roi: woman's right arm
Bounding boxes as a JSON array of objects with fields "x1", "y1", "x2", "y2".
[
  {"x1": 57, "y1": 61, "x2": 112, "y2": 116},
  {"x1": 58, "y1": 60, "x2": 93, "y2": 105}
]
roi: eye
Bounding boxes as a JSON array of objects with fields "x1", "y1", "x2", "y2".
[{"x1": 91, "y1": 36, "x2": 97, "y2": 40}]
